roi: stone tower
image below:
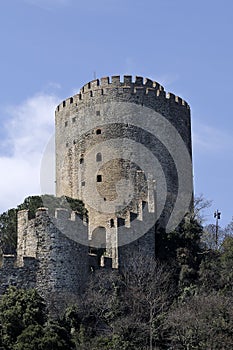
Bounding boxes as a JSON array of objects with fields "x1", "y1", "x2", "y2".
[{"x1": 55, "y1": 75, "x2": 193, "y2": 268}]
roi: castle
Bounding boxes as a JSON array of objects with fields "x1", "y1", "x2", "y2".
[{"x1": 0, "y1": 75, "x2": 193, "y2": 310}]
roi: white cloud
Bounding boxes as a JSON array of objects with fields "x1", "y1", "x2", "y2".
[{"x1": 0, "y1": 93, "x2": 59, "y2": 213}]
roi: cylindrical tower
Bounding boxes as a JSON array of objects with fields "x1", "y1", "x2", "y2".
[{"x1": 55, "y1": 75, "x2": 193, "y2": 268}]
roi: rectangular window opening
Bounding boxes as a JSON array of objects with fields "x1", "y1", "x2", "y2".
[{"x1": 97, "y1": 175, "x2": 102, "y2": 182}]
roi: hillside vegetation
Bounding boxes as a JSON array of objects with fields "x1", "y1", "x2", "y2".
[{"x1": 0, "y1": 197, "x2": 232, "y2": 349}]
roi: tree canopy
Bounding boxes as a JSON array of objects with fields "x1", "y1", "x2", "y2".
[{"x1": 0, "y1": 196, "x2": 232, "y2": 349}]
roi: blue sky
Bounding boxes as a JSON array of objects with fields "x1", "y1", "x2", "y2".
[{"x1": 0, "y1": 0, "x2": 232, "y2": 229}]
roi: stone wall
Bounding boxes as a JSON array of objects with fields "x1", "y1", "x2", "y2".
[
  {"x1": 0, "y1": 208, "x2": 89, "y2": 312},
  {"x1": 55, "y1": 75, "x2": 193, "y2": 268},
  {"x1": 0, "y1": 255, "x2": 37, "y2": 295},
  {"x1": 0, "y1": 75, "x2": 193, "y2": 311},
  {"x1": 34, "y1": 208, "x2": 89, "y2": 306}
]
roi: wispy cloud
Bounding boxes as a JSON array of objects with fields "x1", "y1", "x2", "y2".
[
  {"x1": 192, "y1": 121, "x2": 233, "y2": 154},
  {"x1": 0, "y1": 93, "x2": 59, "y2": 213},
  {"x1": 155, "y1": 73, "x2": 180, "y2": 87}
]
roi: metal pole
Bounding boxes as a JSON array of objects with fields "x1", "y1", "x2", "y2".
[{"x1": 214, "y1": 210, "x2": 221, "y2": 247}]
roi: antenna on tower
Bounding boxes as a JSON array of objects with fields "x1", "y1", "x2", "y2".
[
  {"x1": 94, "y1": 71, "x2": 96, "y2": 80},
  {"x1": 214, "y1": 209, "x2": 221, "y2": 246}
]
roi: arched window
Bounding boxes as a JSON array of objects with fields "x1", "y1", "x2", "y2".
[
  {"x1": 110, "y1": 219, "x2": 115, "y2": 228},
  {"x1": 96, "y1": 153, "x2": 102, "y2": 162},
  {"x1": 90, "y1": 226, "x2": 106, "y2": 251},
  {"x1": 96, "y1": 129, "x2": 101, "y2": 135}
]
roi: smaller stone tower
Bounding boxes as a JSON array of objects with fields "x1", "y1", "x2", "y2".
[{"x1": 16, "y1": 208, "x2": 89, "y2": 310}]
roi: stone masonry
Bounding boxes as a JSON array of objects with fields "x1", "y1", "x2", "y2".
[
  {"x1": 0, "y1": 207, "x2": 89, "y2": 312},
  {"x1": 55, "y1": 75, "x2": 193, "y2": 268},
  {"x1": 0, "y1": 75, "x2": 193, "y2": 308}
]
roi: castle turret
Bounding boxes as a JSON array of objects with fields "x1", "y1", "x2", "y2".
[
  {"x1": 55, "y1": 75, "x2": 193, "y2": 268},
  {"x1": 15, "y1": 207, "x2": 89, "y2": 312}
]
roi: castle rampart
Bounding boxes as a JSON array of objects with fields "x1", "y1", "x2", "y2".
[
  {"x1": 55, "y1": 75, "x2": 189, "y2": 115},
  {"x1": 1, "y1": 208, "x2": 89, "y2": 311},
  {"x1": 55, "y1": 75, "x2": 193, "y2": 269},
  {"x1": 0, "y1": 74, "x2": 193, "y2": 312}
]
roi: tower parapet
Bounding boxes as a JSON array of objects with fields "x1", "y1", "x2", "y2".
[{"x1": 56, "y1": 75, "x2": 189, "y2": 114}]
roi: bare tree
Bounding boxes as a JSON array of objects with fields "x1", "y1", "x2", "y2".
[
  {"x1": 193, "y1": 194, "x2": 212, "y2": 224},
  {"x1": 167, "y1": 294, "x2": 233, "y2": 349},
  {"x1": 80, "y1": 254, "x2": 176, "y2": 349},
  {"x1": 121, "y1": 253, "x2": 176, "y2": 350},
  {"x1": 224, "y1": 217, "x2": 233, "y2": 236},
  {"x1": 82, "y1": 268, "x2": 125, "y2": 337}
]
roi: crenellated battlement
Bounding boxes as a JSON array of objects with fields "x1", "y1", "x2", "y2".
[
  {"x1": 17, "y1": 207, "x2": 88, "y2": 265},
  {"x1": 0, "y1": 207, "x2": 89, "y2": 299},
  {"x1": 55, "y1": 75, "x2": 190, "y2": 113},
  {"x1": 7, "y1": 207, "x2": 90, "y2": 304},
  {"x1": 18, "y1": 207, "x2": 87, "y2": 225},
  {"x1": 80, "y1": 75, "x2": 164, "y2": 91}
]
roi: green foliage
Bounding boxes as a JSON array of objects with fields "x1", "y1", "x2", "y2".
[
  {"x1": 198, "y1": 235, "x2": 233, "y2": 293},
  {"x1": 0, "y1": 287, "x2": 47, "y2": 349},
  {"x1": 219, "y1": 235, "x2": 233, "y2": 292},
  {"x1": 0, "y1": 288, "x2": 75, "y2": 350},
  {"x1": 169, "y1": 216, "x2": 202, "y2": 259},
  {"x1": 156, "y1": 215, "x2": 203, "y2": 292},
  {"x1": 36, "y1": 322, "x2": 74, "y2": 350},
  {"x1": 0, "y1": 208, "x2": 18, "y2": 254},
  {"x1": 156, "y1": 215, "x2": 202, "y2": 263},
  {"x1": 13, "y1": 322, "x2": 75, "y2": 350},
  {"x1": 17, "y1": 196, "x2": 44, "y2": 219},
  {"x1": 17, "y1": 194, "x2": 86, "y2": 218},
  {"x1": 224, "y1": 217, "x2": 233, "y2": 236},
  {"x1": 12, "y1": 325, "x2": 44, "y2": 350},
  {"x1": 85, "y1": 335, "x2": 130, "y2": 350},
  {"x1": 198, "y1": 250, "x2": 222, "y2": 291},
  {"x1": 0, "y1": 202, "x2": 232, "y2": 349},
  {"x1": 64, "y1": 305, "x2": 82, "y2": 330},
  {"x1": 221, "y1": 234, "x2": 233, "y2": 262},
  {"x1": 68, "y1": 217, "x2": 231, "y2": 349}
]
